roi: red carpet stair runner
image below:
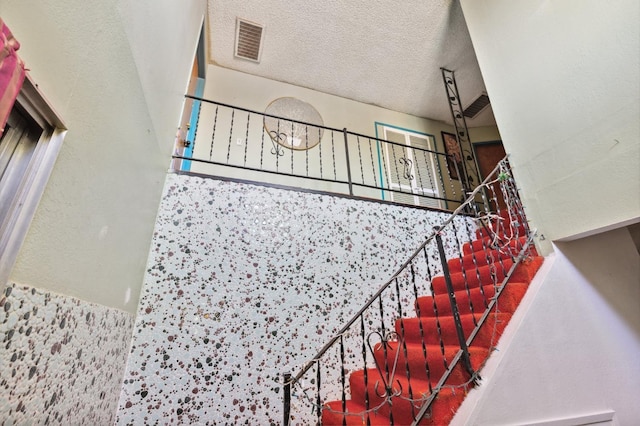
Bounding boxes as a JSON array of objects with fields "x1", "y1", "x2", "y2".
[{"x1": 321, "y1": 213, "x2": 543, "y2": 425}]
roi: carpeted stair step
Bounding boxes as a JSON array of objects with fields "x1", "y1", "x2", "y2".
[
  {"x1": 322, "y1": 399, "x2": 391, "y2": 425},
  {"x1": 415, "y1": 282, "x2": 529, "y2": 318},
  {"x1": 322, "y1": 387, "x2": 466, "y2": 425},
  {"x1": 371, "y1": 341, "x2": 489, "y2": 385},
  {"x1": 431, "y1": 256, "x2": 543, "y2": 294},
  {"x1": 447, "y1": 247, "x2": 513, "y2": 274},
  {"x1": 320, "y1": 228, "x2": 544, "y2": 426},
  {"x1": 396, "y1": 312, "x2": 513, "y2": 348},
  {"x1": 346, "y1": 369, "x2": 468, "y2": 426}
]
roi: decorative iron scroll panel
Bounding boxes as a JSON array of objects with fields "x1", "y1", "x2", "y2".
[{"x1": 441, "y1": 68, "x2": 480, "y2": 192}]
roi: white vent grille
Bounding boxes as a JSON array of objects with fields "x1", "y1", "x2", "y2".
[{"x1": 235, "y1": 18, "x2": 264, "y2": 62}]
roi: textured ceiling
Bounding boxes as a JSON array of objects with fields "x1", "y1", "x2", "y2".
[{"x1": 207, "y1": 0, "x2": 495, "y2": 127}]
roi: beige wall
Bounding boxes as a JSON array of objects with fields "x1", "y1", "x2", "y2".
[
  {"x1": 460, "y1": 0, "x2": 640, "y2": 254},
  {"x1": 1, "y1": 0, "x2": 205, "y2": 313}
]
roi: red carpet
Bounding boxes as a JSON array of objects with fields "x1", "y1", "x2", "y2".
[{"x1": 321, "y1": 215, "x2": 543, "y2": 425}]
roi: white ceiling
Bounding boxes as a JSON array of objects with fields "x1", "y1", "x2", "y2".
[{"x1": 207, "y1": 0, "x2": 495, "y2": 127}]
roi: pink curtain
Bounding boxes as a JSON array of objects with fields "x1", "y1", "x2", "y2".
[{"x1": 0, "y1": 18, "x2": 26, "y2": 136}]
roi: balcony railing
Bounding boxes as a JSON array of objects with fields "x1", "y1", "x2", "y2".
[{"x1": 172, "y1": 96, "x2": 467, "y2": 211}]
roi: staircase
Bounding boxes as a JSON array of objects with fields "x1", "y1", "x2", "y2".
[
  {"x1": 320, "y1": 211, "x2": 543, "y2": 425},
  {"x1": 283, "y1": 157, "x2": 544, "y2": 426}
]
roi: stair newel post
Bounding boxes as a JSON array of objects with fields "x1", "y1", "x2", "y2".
[
  {"x1": 434, "y1": 226, "x2": 475, "y2": 380},
  {"x1": 343, "y1": 128, "x2": 354, "y2": 196},
  {"x1": 283, "y1": 372, "x2": 291, "y2": 426}
]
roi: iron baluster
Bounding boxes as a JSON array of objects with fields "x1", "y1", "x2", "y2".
[
  {"x1": 379, "y1": 139, "x2": 390, "y2": 194},
  {"x1": 209, "y1": 105, "x2": 219, "y2": 161},
  {"x1": 410, "y1": 260, "x2": 433, "y2": 394},
  {"x1": 331, "y1": 131, "x2": 337, "y2": 181},
  {"x1": 291, "y1": 121, "x2": 295, "y2": 176},
  {"x1": 360, "y1": 315, "x2": 371, "y2": 426},
  {"x1": 368, "y1": 138, "x2": 378, "y2": 192},
  {"x1": 188, "y1": 96, "x2": 201, "y2": 154},
  {"x1": 343, "y1": 129, "x2": 354, "y2": 196},
  {"x1": 390, "y1": 143, "x2": 402, "y2": 198},
  {"x1": 274, "y1": 120, "x2": 283, "y2": 170},
  {"x1": 431, "y1": 151, "x2": 448, "y2": 209},
  {"x1": 259, "y1": 120, "x2": 265, "y2": 169},
  {"x1": 356, "y1": 135, "x2": 365, "y2": 185},
  {"x1": 318, "y1": 128, "x2": 323, "y2": 180},
  {"x1": 366, "y1": 330, "x2": 401, "y2": 425},
  {"x1": 339, "y1": 335, "x2": 347, "y2": 426},
  {"x1": 305, "y1": 126, "x2": 309, "y2": 177},
  {"x1": 424, "y1": 245, "x2": 448, "y2": 374},
  {"x1": 462, "y1": 212, "x2": 491, "y2": 311},
  {"x1": 316, "y1": 362, "x2": 322, "y2": 424},
  {"x1": 243, "y1": 112, "x2": 250, "y2": 167},
  {"x1": 283, "y1": 372, "x2": 291, "y2": 426},
  {"x1": 226, "y1": 109, "x2": 234, "y2": 164},
  {"x1": 451, "y1": 219, "x2": 479, "y2": 326},
  {"x1": 394, "y1": 275, "x2": 416, "y2": 421},
  {"x1": 413, "y1": 148, "x2": 426, "y2": 200},
  {"x1": 434, "y1": 226, "x2": 475, "y2": 379}
]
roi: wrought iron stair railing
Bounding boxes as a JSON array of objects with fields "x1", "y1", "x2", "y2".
[
  {"x1": 282, "y1": 156, "x2": 540, "y2": 425},
  {"x1": 172, "y1": 96, "x2": 467, "y2": 211}
]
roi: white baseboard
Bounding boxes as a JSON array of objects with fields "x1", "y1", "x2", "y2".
[{"x1": 514, "y1": 410, "x2": 615, "y2": 426}]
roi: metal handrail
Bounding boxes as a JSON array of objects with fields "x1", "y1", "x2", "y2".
[{"x1": 287, "y1": 156, "x2": 509, "y2": 384}]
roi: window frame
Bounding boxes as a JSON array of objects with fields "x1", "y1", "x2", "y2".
[
  {"x1": 0, "y1": 74, "x2": 66, "y2": 285},
  {"x1": 381, "y1": 125, "x2": 442, "y2": 209}
]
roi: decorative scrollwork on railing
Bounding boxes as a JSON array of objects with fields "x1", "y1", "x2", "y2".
[
  {"x1": 399, "y1": 157, "x2": 414, "y2": 180},
  {"x1": 441, "y1": 68, "x2": 480, "y2": 191},
  {"x1": 367, "y1": 331, "x2": 404, "y2": 400},
  {"x1": 268, "y1": 131, "x2": 286, "y2": 157}
]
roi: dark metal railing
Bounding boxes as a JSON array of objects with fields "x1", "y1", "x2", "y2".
[
  {"x1": 172, "y1": 96, "x2": 466, "y2": 211},
  {"x1": 441, "y1": 68, "x2": 481, "y2": 194},
  {"x1": 282, "y1": 156, "x2": 536, "y2": 425}
]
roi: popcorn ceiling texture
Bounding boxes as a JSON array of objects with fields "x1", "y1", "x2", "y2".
[
  {"x1": 116, "y1": 174, "x2": 475, "y2": 425},
  {"x1": 0, "y1": 283, "x2": 134, "y2": 425}
]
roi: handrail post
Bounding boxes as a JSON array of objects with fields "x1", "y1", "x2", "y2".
[
  {"x1": 434, "y1": 226, "x2": 475, "y2": 379},
  {"x1": 343, "y1": 128, "x2": 354, "y2": 196},
  {"x1": 283, "y1": 372, "x2": 291, "y2": 426}
]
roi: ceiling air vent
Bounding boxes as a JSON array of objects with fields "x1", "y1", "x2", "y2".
[
  {"x1": 463, "y1": 93, "x2": 490, "y2": 118},
  {"x1": 235, "y1": 18, "x2": 264, "y2": 62}
]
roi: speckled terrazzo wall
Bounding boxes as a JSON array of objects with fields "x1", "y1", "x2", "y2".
[
  {"x1": 0, "y1": 283, "x2": 134, "y2": 425},
  {"x1": 116, "y1": 174, "x2": 475, "y2": 425}
]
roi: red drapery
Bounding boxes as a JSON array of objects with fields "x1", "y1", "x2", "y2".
[{"x1": 0, "y1": 18, "x2": 26, "y2": 136}]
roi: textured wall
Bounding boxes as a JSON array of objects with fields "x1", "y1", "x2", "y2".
[
  {"x1": 0, "y1": 283, "x2": 134, "y2": 424},
  {"x1": 116, "y1": 174, "x2": 474, "y2": 425},
  {"x1": 2, "y1": 0, "x2": 204, "y2": 314}
]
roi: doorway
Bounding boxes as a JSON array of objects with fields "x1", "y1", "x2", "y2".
[{"x1": 474, "y1": 141, "x2": 506, "y2": 211}]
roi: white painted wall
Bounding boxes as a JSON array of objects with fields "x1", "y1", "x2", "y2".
[
  {"x1": 452, "y1": 227, "x2": 640, "y2": 425},
  {"x1": 460, "y1": 0, "x2": 640, "y2": 253},
  {"x1": 0, "y1": 0, "x2": 205, "y2": 313},
  {"x1": 203, "y1": 65, "x2": 453, "y2": 137}
]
